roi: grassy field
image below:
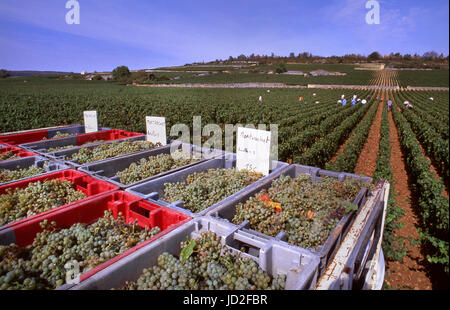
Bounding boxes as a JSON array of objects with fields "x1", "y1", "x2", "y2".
[{"x1": 397, "y1": 70, "x2": 449, "y2": 87}]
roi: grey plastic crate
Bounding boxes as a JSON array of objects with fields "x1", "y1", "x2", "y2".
[
  {"x1": 47, "y1": 125, "x2": 111, "y2": 139},
  {"x1": 69, "y1": 217, "x2": 320, "y2": 290},
  {"x1": 0, "y1": 156, "x2": 70, "y2": 186},
  {"x1": 78, "y1": 142, "x2": 224, "y2": 189},
  {"x1": 46, "y1": 136, "x2": 152, "y2": 168},
  {"x1": 208, "y1": 164, "x2": 372, "y2": 276},
  {"x1": 126, "y1": 154, "x2": 289, "y2": 217},
  {"x1": 20, "y1": 136, "x2": 82, "y2": 155}
]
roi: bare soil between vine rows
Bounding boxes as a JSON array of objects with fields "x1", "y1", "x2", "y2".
[
  {"x1": 354, "y1": 90, "x2": 384, "y2": 177},
  {"x1": 383, "y1": 111, "x2": 433, "y2": 290}
]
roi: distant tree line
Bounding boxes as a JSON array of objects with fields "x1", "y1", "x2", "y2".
[{"x1": 202, "y1": 51, "x2": 449, "y2": 69}]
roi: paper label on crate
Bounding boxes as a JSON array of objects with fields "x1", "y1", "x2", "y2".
[
  {"x1": 83, "y1": 111, "x2": 98, "y2": 133},
  {"x1": 146, "y1": 116, "x2": 167, "y2": 145},
  {"x1": 236, "y1": 127, "x2": 271, "y2": 176}
]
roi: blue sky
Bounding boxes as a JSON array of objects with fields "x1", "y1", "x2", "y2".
[{"x1": 0, "y1": 0, "x2": 448, "y2": 72}]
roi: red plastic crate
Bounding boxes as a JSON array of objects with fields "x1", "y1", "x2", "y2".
[
  {"x1": 0, "y1": 169, "x2": 119, "y2": 229},
  {"x1": 0, "y1": 130, "x2": 48, "y2": 146},
  {"x1": 7, "y1": 191, "x2": 191, "y2": 283},
  {"x1": 76, "y1": 129, "x2": 144, "y2": 146},
  {"x1": 0, "y1": 146, "x2": 38, "y2": 161}
]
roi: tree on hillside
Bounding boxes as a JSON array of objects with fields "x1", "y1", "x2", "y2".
[
  {"x1": 112, "y1": 66, "x2": 131, "y2": 81},
  {"x1": 275, "y1": 62, "x2": 287, "y2": 74},
  {"x1": 368, "y1": 51, "x2": 381, "y2": 61},
  {"x1": 423, "y1": 51, "x2": 439, "y2": 60},
  {"x1": 0, "y1": 69, "x2": 10, "y2": 79}
]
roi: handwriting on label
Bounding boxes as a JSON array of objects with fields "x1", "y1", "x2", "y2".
[
  {"x1": 83, "y1": 111, "x2": 98, "y2": 133},
  {"x1": 146, "y1": 116, "x2": 167, "y2": 145},
  {"x1": 236, "y1": 127, "x2": 271, "y2": 176}
]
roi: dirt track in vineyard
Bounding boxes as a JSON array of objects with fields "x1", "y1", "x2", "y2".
[
  {"x1": 382, "y1": 87, "x2": 433, "y2": 290},
  {"x1": 352, "y1": 71, "x2": 435, "y2": 289}
]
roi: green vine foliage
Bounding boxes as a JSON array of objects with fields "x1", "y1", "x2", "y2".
[
  {"x1": 372, "y1": 105, "x2": 407, "y2": 262},
  {"x1": 391, "y1": 99, "x2": 449, "y2": 274}
]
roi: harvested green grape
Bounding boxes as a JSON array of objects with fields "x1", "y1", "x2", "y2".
[
  {"x1": 0, "y1": 179, "x2": 87, "y2": 226},
  {"x1": 0, "y1": 210, "x2": 161, "y2": 290},
  {"x1": 0, "y1": 152, "x2": 20, "y2": 162},
  {"x1": 68, "y1": 140, "x2": 161, "y2": 164},
  {"x1": 0, "y1": 166, "x2": 46, "y2": 184},
  {"x1": 123, "y1": 231, "x2": 285, "y2": 290},
  {"x1": 232, "y1": 174, "x2": 372, "y2": 250},
  {"x1": 42, "y1": 132, "x2": 73, "y2": 140},
  {"x1": 47, "y1": 145, "x2": 76, "y2": 153},
  {"x1": 47, "y1": 140, "x2": 104, "y2": 153},
  {"x1": 116, "y1": 150, "x2": 200, "y2": 185},
  {"x1": 163, "y1": 168, "x2": 263, "y2": 213}
]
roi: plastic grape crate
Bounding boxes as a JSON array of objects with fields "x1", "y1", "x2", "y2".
[
  {"x1": 208, "y1": 164, "x2": 373, "y2": 276},
  {"x1": 0, "y1": 169, "x2": 119, "y2": 230},
  {"x1": 0, "y1": 156, "x2": 70, "y2": 186},
  {"x1": 20, "y1": 129, "x2": 144, "y2": 155},
  {"x1": 0, "y1": 129, "x2": 48, "y2": 146},
  {"x1": 0, "y1": 146, "x2": 38, "y2": 162},
  {"x1": 45, "y1": 135, "x2": 153, "y2": 168},
  {"x1": 0, "y1": 125, "x2": 110, "y2": 146},
  {"x1": 126, "y1": 153, "x2": 289, "y2": 217},
  {"x1": 47, "y1": 124, "x2": 111, "y2": 139},
  {"x1": 0, "y1": 191, "x2": 191, "y2": 290},
  {"x1": 78, "y1": 141, "x2": 225, "y2": 189},
  {"x1": 68, "y1": 216, "x2": 320, "y2": 290},
  {"x1": 75, "y1": 129, "x2": 144, "y2": 146}
]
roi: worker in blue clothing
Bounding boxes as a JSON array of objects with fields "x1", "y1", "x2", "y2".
[
  {"x1": 387, "y1": 100, "x2": 392, "y2": 112},
  {"x1": 342, "y1": 98, "x2": 347, "y2": 106}
]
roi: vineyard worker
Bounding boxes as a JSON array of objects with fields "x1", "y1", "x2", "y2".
[
  {"x1": 406, "y1": 103, "x2": 413, "y2": 110},
  {"x1": 298, "y1": 96, "x2": 303, "y2": 102},
  {"x1": 259, "y1": 96, "x2": 263, "y2": 102},
  {"x1": 387, "y1": 100, "x2": 392, "y2": 112},
  {"x1": 341, "y1": 94, "x2": 345, "y2": 100},
  {"x1": 351, "y1": 99, "x2": 356, "y2": 106},
  {"x1": 342, "y1": 99, "x2": 347, "y2": 106}
]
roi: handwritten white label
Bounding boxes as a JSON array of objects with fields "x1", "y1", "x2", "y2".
[
  {"x1": 146, "y1": 116, "x2": 167, "y2": 145},
  {"x1": 83, "y1": 111, "x2": 98, "y2": 133},
  {"x1": 236, "y1": 127, "x2": 271, "y2": 176}
]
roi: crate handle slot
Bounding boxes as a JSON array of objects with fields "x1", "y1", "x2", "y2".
[
  {"x1": 143, "y1": 192, "x2": 159, "y2": 200},
  {"x1": 130, "y1": 204, "x2": 152, "y2": 219}
]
